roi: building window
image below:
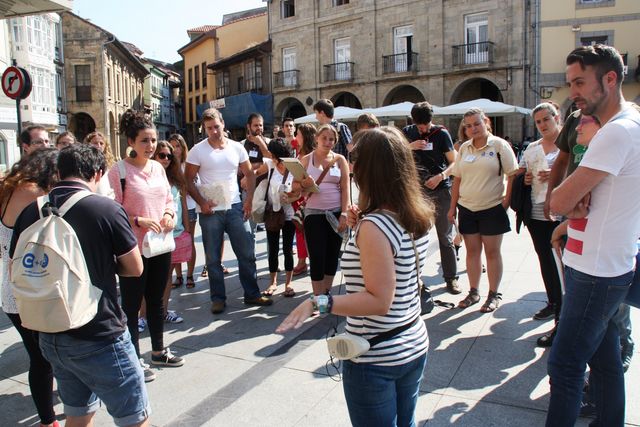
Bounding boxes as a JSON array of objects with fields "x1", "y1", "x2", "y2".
[
  {"x1": 202, "y1": 62, "x2": 207, "y2": 87},
  {"x1": 189, "y1": 98, "x2": 193, "y2": 123},
  {"x1": 188, "y1": 68, "x2": 193, "y2": 92},
  {"x1": 580, "y1": 34, "x2": 609, "y2": 46},
  {"x1": 29, "y1": 66, "x2": 55, "y2": 111},
  {"x1": 393, "y1": 25, "x2": 413, "y2": 72},
  {"x1": 281, "y1": 0, "x2": 295, "y2": 18},
  {"x1": 26, "y1": 16, "x2": 54, "y2": 57},
  {"x1": 107, "y1": 67, "x2": 112, "y2": 98},
  {"x1": 74, "y1": 64, "x2": 91, "y2": 102},
  {"x1": 116, "y1": 73, "x2": 121, "y2": 102},
  {"x1": 194, "y1": 65, "x2": 200, "y2": 90},
  {"x1": 237, "y1": 76, "x2": 244, "y2": 94},
  {"x1": 245, "y1": 61, "x2": 255, "y2": 91},
  {"x1": 464, "y1": 13, "x2": 489, "y2": 64},
  {"x1": 333, "y1": 0, "x2": 349, "y2": 5},
  {"x1": 577, "y1": 0, "x2": 615, "y2": 6},
  {"x1": 202, "y1": 93, "x2": 207, "y2": 103},
  {"x1": 195, "y1": 96, "x2": 200, "y2": 109},
  {"x1": 255, "y1": 60, "x2": 263, "y2": 90}
]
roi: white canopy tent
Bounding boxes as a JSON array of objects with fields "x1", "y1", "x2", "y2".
[
  {"x1": 434, "y1": 98, "x2": 532, "y2": 117},
  {"x1": 293, "y1": 106, "x2": 363, "y2": 124},
  {"x1": 363, "y1": 101, "x2": 444, "y2": 118}
]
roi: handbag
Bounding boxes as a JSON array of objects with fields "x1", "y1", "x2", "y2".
[
  {"x1": 264, "y1": 170, "x2": 289, "y2": 232},
  {"x1": 171, "y1": 231, "x2": 193, "y2": 264},
  {"x1": 142, "y1": 230, "x2": 175, "y2": 258},
  {"x1": 293, "y1": 158, "x2": 337, "y2": 232}
]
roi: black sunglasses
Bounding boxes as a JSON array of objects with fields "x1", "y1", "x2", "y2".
[{"x1": 156, "y1": 153, "x2": 174, "y2": 160}]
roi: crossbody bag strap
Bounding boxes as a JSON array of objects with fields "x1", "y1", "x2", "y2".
[
  {"x1": 264, "y1": 167, "x2": 275, "y2": 202},
  {"x1": 306, "y1": 157, "x2": 337, "y2": 204},
  {"x1": 366, "y1": 216, "x2": 423, "y2": 348}
]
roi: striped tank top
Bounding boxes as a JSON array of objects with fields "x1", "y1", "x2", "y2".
[{"x1": 341, "y1": 212, "x2": 429, "y2": 366}]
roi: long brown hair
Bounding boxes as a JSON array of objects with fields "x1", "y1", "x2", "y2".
[
  {"x1": 0, "y1": 148, "x2": 59, "y2": 210},
  {"x1": 296, "y1": 123, "x2": 316, "y2": 156},
  {"x1": 154, "y1": 141, "x2": 186, "y2": 194},
  {"x1": 351, "y1": 127, "x2": 434, "y2": 236},
  {"x1": 84, "y1": 131, "x2": 115, "y2": 169}
]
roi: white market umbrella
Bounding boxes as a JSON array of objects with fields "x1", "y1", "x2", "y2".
[
  {"x1": 294, "y1": 106, "x2": 363, "y2": 124},
  {"x1": 434, "y1": 98, "x2": 532, "y2": 117}
]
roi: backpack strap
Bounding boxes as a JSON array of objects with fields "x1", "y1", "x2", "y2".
[
  {"x1": 57, "y1": 191, "x2": 92, "y2": 217},
  {"x1": 117, "y1": 160, "x2": 126, "y2": 193},
  {"x1": 36, "y1": 195, "x2": 50, "y2": 219}
]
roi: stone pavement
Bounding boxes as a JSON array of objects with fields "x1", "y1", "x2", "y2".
[{"x1": 1, "y1": 213, "x2": 639, "y2": 426}]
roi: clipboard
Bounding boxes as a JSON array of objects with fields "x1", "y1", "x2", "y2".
[{"x1": 282, "y1": 158, "x2": 319, "y2": 193}]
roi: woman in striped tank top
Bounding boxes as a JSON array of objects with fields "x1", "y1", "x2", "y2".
[{"x1": 278, "y1": 127, "x2": 434, "y2": 427}]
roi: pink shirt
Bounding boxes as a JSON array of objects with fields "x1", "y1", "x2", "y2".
[
  {"x1": 306, "y1": 155, "x2": 342, "y2": 210},
  {"x1": 108, "y1": 160, "x2": 173, "y2": 250}
]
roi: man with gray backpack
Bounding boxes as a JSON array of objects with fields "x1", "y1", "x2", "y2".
[{"x1": 10, "y1": 144, "x2": 149, "y2": 427}]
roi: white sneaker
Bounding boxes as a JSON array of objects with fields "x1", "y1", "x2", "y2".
[
  {"x1": 164, "y1": 310, "x2": 184, "y2": 324},
  {"x1": 139, "y1": 358, "x2": 156, "y2": 382},
  {"x1": 138, "y1": 317, "x2": 147, "y2": 333}
]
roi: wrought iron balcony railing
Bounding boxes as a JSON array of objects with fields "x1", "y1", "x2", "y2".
[
  {"x1": 323, "y1": 62, "x2": 354, "y2": 82},
  {"x1": 383, "y1": 52, "x2": 418, "y2": 74},
  {"x1": 452, "y1": 41, "x2": 495, "y2": 66},
  {"x1": 274, "y1": 70, "x2": 299, "y2": 89}
]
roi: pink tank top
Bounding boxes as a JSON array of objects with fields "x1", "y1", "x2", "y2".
[{"x1": 306, "y1": 154, "x2": 342, "y2": 210}]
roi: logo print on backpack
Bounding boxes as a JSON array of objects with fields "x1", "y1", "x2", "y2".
[{"x1": 22, "y1": 252, "x2": 48, "y2": 269}]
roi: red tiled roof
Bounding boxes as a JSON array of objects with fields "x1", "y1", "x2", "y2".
[{"x1": 187, "y1": 25, "x2": 218, "y2": 33}]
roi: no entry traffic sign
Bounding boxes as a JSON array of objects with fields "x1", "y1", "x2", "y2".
[{"x1": 2, "y1": 66, "x2": 32, "y2": 100}]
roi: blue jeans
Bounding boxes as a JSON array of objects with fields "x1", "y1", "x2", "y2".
[
  {"x1": 38, "y1": 329, "x2": 150, "y2": 426},
  {"x1": 546, "y1": 267, "x2": 633, "y2": 427},
  {"x1": 199, "y1": 202, "x2": 260, "y2": 302},
  {"x1": 342, "y1": 353, "x2": 427, "y2": 427}
]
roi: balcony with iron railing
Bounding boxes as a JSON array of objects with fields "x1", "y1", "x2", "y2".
[
  {"x1": 383, "y1": 52, "x2": 418, "y2": 74},
  {"x1": 323, "y1": 62, "x2": 354, "y2": 83},
  {"x1": 244, "y1": 76, "x2": 264, "y2": 92},
  {"x1": 273, "y1": 70, "x2": 299, "y2": 89},
  {"x1": 452, "y1": 41, "x2": 495, "y2": 66}
]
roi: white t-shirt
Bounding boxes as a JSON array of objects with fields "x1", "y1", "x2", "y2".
[
  {"x1": 186, "y1": 137, "x2": 248, "y2": 210},
  {"x1": 263, "y1": 158, "x2": 294, "y2": 220},
  {"x1": 563, "y1": 106, "x2": 640, "y2": 277}
]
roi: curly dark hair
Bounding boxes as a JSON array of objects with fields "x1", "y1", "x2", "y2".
[
  {"x1": 268, "y1": 138, "x2": 293, "y2": 161},
  {"x1": 0, "y1": 148, "x2": 59, "y2": 208},
  {"x1": 119, "y1": 109, "x2": 154, "y2": 141}
]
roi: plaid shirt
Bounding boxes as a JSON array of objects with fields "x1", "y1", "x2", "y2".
[{"x1": 330, "y1": 119, "x2": 352, "y2": 158}]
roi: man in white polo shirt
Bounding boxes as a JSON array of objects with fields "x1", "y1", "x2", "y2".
[
  {"x1": 185, "y1": 108, "x2": 273, "y2": 314},
  {"x1": 548, "y1": 45, "x2": 640, "y2": 427}
]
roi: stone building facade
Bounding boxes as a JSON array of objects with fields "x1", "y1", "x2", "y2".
[
  {"x1": 61, "y1": 12, "x2": 148, "y2": 159},
  {"x1": 269, "y1": 0, "x2": 535, "y2": 139}
]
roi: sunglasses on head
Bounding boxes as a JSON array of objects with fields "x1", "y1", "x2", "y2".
[{"x1": 156, "y1": 153, "x2": 173, "y2": 160}]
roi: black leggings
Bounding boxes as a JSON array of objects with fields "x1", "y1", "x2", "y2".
[
  {"x1": 119, "y1": 252, "x2": 171, "y2": 356},
  {"x1": 267, "y1": 220, "x2": 295, "y2": 273},
  {"x1": 304, "y1": 213, "x2": 342, "y2": 281},
  {"x1": 6, "y1": 312, "x2": 56, "y2": 424},
  {"x1": 526, "y1": 219, "x2": 563, "y2": 319}
]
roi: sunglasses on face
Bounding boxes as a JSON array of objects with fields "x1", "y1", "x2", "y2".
[{"x1": 156, "y1": 153, "x2": 173, "y2": 160}]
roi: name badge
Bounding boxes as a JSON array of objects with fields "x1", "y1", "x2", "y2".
[
  {"x1": 464, "y1": 154, "x2": 476, "y2": 162},
  {"x1": 249, "y1": 149, "x2": 258, "y2": 158},
  {"x1": 423, "y1": 142, "x2": 434, "y2": 151},
  {"x1": 329, "y1": 166, "x2": 341, "y2": 177}
]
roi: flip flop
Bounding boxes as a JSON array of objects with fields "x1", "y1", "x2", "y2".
[
  {"x1": 172, "y1": 277, "x2": 184, "y2": 289},
  {"x1": 284, "y1": 287, "x2": 295, "y2": 297},
  {"x1": 262, "y1": 285, "x2": 277, "y2": 296}
]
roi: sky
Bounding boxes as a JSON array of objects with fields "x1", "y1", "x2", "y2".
[{"x1": 72, "y1": 0, "x2": 267, "y2": 64}]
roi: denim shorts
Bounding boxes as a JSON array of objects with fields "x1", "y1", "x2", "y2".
[
  {"x1": 38, "y1": 329, "x2": 150, "y2": 426},
  {"x1": 188, "y1": 208, "x2": 197, "y2": 223}
]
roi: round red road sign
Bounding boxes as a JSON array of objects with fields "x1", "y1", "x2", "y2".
[{"x1": 2, "y1": 66, "x2": 30, "y2": 100}]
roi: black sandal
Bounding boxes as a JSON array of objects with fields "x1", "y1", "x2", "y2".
[
  {"x1": 172, "y1": 277, "x2": 184, "y2": 289},
  {"x1": 480, "y1": 291, "x2": 502, "y2": 313},
  {"x1": 458, "y1": 289, "x2": 480, "y2": 309},
  {"x1": 186, "y1": 276, "x2": 195, "y2": 289}
]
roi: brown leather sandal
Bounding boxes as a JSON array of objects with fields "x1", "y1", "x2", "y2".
[
  {"x1": 480, "y1": 291, "x2": 502, "y2": 313},
  {"x1": 458, "y1": 289, "x2": 480, "y2": 309}
]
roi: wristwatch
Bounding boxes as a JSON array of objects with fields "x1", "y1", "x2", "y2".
[{"x1": 310, "y1": 294, "x2": 332, "y2": 314}]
